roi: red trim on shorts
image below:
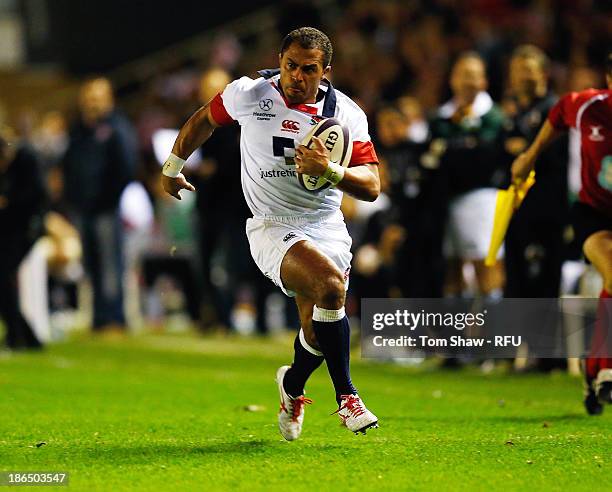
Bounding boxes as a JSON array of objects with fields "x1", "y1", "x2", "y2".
[
  {"x1": 349, "y1": 141, "x2": 378, "y2": 167},
  {"x1": 210, "y1": 93, "x2": 235, "y2": 126}
]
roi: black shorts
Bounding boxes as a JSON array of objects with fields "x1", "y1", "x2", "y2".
[{"x1": 571, "y1": 201, "x2": 612, "y2": 250}]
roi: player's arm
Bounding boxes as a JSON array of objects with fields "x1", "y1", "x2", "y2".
[
  {"x1": 295, "y1": 136, "x2": 380, "y2": 202},
  {"x1": 511, "y1": 120, "x2": 561, "y2": 184},
  {"x1": 336, "y1": 163, "x2": 380, "y2": 202},
  {"x1": 161, "y1": 102, "x2": 220, "y2": 200},
  {"x1": 511, "y1": 90, "x2": 585, "y2": 185}
]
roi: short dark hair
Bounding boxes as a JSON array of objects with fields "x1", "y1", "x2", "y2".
[
  {"x1": 453, "y1": 50, "x2": 485, "y2": 68},
  {"x1": 280, "y1": 27, "x2": 333, "y2": 67},
  {"x1": 511, "y1": 44, "x2": 549, "y2": 72}
]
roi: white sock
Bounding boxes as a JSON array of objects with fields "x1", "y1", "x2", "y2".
[{"x1": 312, "y1": 305, "x2": 345, "y2": 322}]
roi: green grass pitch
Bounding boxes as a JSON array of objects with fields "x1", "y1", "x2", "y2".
[{"x1": 0, "y1": 333, "x2": 610, "y2": 491}]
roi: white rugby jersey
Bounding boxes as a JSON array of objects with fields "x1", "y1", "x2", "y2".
[{"x1": 210, "y1": 69, "x2": 378, "y2": 219}]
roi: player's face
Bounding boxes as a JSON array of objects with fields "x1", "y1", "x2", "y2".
[
  {"x1": 279, "y1": 43, "x2": 330, "y2": 104},
  {"x1": 450, "y1": 58, "x2": 487, "y2": 105},
  {"x1": 510, "y1": 57, "x2": 546, "y2": 97}
]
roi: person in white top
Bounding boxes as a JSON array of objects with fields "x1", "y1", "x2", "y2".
[{"x1": 161, "y1": 27, "x2": 380, "y2": 439}]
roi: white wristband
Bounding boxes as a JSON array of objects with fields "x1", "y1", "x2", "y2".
[
  {"x1": 322, "y1": 161, "x2": 345, "y2": 186},
  {"x1": 162, "y1": 153, "x2": 186, "y2": 178}
]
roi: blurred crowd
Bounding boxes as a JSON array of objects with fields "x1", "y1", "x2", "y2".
[{"x1": 0, "y1": 0, "x2": 609, "y2": 352}]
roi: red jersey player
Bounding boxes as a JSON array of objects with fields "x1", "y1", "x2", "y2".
[{"x1": 512, "y1": 54, "x2": 612, "y2": 415}]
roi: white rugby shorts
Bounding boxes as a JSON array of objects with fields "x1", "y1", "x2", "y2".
[
  {"x1": 443, "y1": 188, "x2": 503, "y2": 261},
  {"x1": 246, "y1": 210, "x2": 353, "y2": 297}
]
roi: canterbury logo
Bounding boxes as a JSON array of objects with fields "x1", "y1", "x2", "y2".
[
  {"x1": 283, "y1": 232, "x2": 297, "y2": 242},
  {"x1": 281, "y1": 120, "x2": 300, "y2": 132}
]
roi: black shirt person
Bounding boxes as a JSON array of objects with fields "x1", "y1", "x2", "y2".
[
  {"x1": 0, "y1": 131, "x2": 46, "y2": 350},
  {"x1": 501, "y1": 45, "x2": 569, "y2": 299}
]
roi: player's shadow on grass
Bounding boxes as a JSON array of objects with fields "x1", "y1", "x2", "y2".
[{"x1": 82, "y1": 439, "x2": 345, "y2": 464}]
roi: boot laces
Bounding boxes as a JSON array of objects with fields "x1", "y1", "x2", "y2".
[
  {"x1": 334, "y1": 395, "x2": 365, "y2": 418},
  {"x1": 290, "y1": 396, "x2": 312, "y2": 422}
]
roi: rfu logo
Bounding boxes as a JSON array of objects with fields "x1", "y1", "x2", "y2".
[
  {"x1": 281, "y1": 119, "x2": 300, "y2": 133},
  {"x1": 283, "y1": 232, "x2": 297, "y2": 243},
  {"x1": 589, "y1": 125, "x2": 604, "y2": 142},
  {"x1": 259, "y1": 99, "x2": 273, "y2": 111}
]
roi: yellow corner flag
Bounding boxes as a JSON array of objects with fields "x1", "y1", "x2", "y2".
[{"x1": 485, "y1": 171, "x2": 536, "y2": 266}]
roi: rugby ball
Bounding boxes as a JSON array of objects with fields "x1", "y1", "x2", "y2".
[{"x1": 298, "y1": 117, "x2": 352, "y2": 191}]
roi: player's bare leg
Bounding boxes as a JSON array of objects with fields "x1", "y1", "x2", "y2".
[
  {"x1": 584, "y1": 231, "x2": 612, "y2": 295},
  {"x1": 582, "y1": 231, "x2": 612, "y2": 413},
  {"x1": 295, "y1": 293, "x2": 317, "y2": 348},
  {"x1": 280, "y1": 240, "x2": 378, "y2": 434},
  {"x1": 444, "y1": 259, "x2": 504, "y2": 297}
]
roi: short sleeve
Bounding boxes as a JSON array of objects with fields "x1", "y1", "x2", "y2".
[
  {"x1": 548, "y1": 92, "x2": 580, "y2": 130},
  {"x1": 210, "y1": 94, "x2": 235, "y2": 126},
  {"x1": 547, "y1": 90, "x2": 603, "y2": 131},
  {"x1": 213, "y1": 76, "x2": 258, "y2": 125}
]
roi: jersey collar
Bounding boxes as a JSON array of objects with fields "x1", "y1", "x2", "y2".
[{"x1": 257, "y1": 68, "x2": 337, "y2": 117}]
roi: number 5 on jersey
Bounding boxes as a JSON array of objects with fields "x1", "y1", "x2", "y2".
[{"x1": 273, "y1": 136, "x2": 296, "y2": 166}]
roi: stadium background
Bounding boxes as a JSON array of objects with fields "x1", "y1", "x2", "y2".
[{"x1": 0, "y1": 1, "x2": 611, "y2": 490}]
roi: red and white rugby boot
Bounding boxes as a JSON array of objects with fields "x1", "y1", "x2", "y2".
[
  {"x1": 335, "y1": 394, "x2": 378, "y2": 434},
  {"x1": 276, "y1": 365, "x2": 312, "y2": 441}
]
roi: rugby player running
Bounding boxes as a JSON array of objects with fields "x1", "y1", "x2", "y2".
[
  {"x1": 162, "y1": 27, "x2": 380, "y2": 439},
  {"x1": 512, "y1": 53, "x2": 612, "y2": 414}
]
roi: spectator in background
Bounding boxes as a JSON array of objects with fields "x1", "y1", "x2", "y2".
[
  {"x1": 192, "y1": 68, "x2": 267, "y2": 330},
  {"x1": 501, "y1": 45, "x2": 570, "y2": 372},
  {"x1": 397, "y1": 96, "x2": 428, "y2": 143},
  {"x1": 372, "y1": 103, "x2": 444, "y2": 297},
  {"x1": 351, "y1": 159, "x2": 404, "y2": 301},
  {"x1": 62, "y1": 78, "x2": 137, "y2": 333},
  {"x1": 428, "y1": 52, "x2": 506, "y2": 299},
  {"x1": 0, "y1": 128, "x2": 46, "y2": 350},
  {"x1": 32, "y1": 111, "x2": 69, "y2": 167},
  {"x1": 32, "y1": 111, "x2": 70, "y2": 214},
  {"x1": 502, "y1": 45, "x2": 569, "y2": 299}
]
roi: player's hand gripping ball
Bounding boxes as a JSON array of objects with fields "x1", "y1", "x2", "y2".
[{"x1": 296, "y1": 117, "x2": 352, "y2": 191}]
